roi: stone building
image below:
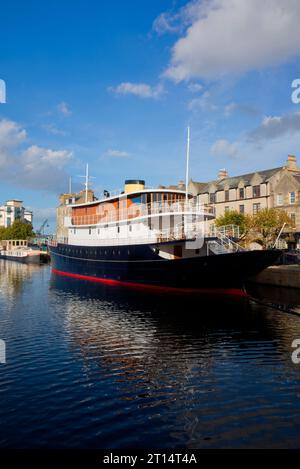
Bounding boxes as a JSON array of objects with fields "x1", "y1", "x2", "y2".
[
  {"x1": 56, "y1": 189, "x2": 96, "y2": 241},
  {"x1": 187, "y1": 155, "x2": 300, "y2": 247}
]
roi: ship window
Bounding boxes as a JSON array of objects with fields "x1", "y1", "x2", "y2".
[
  {"x1": 117, "y1": 226, "x2": 120, "y2": 233},
  {"x1": 129, "y1": 224, "x2": 132, "y2": 232},
  {"x1": 89, "y1": 228, "x2": 91, "y2": 235},
  {"x1": 98, "y1": 229, "x2": 100, "y2": 235},
  {"x1": 131, "y1": 196, "x2": 141, "y2": 204},
  {"x1": 112, "y1": 250, "x2": 115, "y2": 255},
  {"x1": 74, "y1": 229, "x2": 76, "y2": 234},
  {"x1": 104, "y1": 250, "x2": 107, "y2": 255},
  {"x1": 195, "y1": 249, "x2": 200, "y2": 254}
]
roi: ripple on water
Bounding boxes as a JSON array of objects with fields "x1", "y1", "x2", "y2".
[{"x1": 1, "y1": 263, "x2": 300, "y2": 447}]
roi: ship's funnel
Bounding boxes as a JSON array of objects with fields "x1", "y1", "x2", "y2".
[{"x1": 124, "y1": 179, "x2": 145, "y2": 193}]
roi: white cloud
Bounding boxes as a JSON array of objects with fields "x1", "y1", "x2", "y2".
[
  {"x1": 187, "y1": 82, "x2": 203, "y2": 93},
  {"x1": 249, "y1": 112, "x2": 300, "y2": 141},
  {"x1": 0, "y1": 119, "x2": 26, "y2": 149},
  {"x1": 57, "y1": 101, "x2": 72, "y2": 116},
  {"x1": 42, "y1": 123, "x2": 68, "y2": 136},
  {"x1": 153, "y1": 0, "x2": 203, "y2": 35},
  {"x1": 0, "y1": 118, "x2": 72, "y2": 192},
  {"x1": 109, "y1": 82, "x2": 164, "y2": 99},
  {"x1": 210, "y1": 139, "x2": 238, "y2": 158},
  {"x1": 105, "y1": 149, "x2": 131, "y2": 158},
  {"x1": 224, "y1": 102, "x2": 259, "y2": 117},
  {"x1": 162, "y1": 0, "x2": 300, "y2": 81},
  {"x1": 188, "y1": 91, "x2": 217, "y2": 111}
]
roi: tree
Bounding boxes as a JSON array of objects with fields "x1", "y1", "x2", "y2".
[
  {"x1": 0, "y1": 220, "x2": 34, "y2": 240},
  {"x1": 215, "y1": 210, "x2": 248, "y2": 236},
  {"x1": 250, "y1": 208, "x2": 291, "y2": 248}
]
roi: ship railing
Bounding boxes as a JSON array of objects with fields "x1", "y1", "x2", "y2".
[
  {"x1": 210, "y1": 224, "x2": 240, "y2": 239},
  {"x1": 214, "y1": 232, "x2": 245, "y2": 253},
  {"x1": 50, "y1": 222, "x2": 201, "y2": 247},
  {"x1": 70, "y1": 201, "x2": 213, "y2": 226}
]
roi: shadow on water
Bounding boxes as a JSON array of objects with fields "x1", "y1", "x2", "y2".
[
  {"x1": 49, "y1": 272, "x2": 299, "y2": 342},
  {"x1": 2, "y1": 262, "x2": 300, "y2": 448}
]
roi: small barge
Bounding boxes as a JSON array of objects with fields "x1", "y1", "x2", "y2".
[{"x1": 0, "y1": 240, "x2": 49, "y2": 264}]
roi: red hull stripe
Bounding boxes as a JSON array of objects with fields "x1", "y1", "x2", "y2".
[{"x1": 52, "y1": 268, "x2": 248, "y2": 297}]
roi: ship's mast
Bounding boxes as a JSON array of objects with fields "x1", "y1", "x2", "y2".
[
  {"x1": 85, "y1": 163, "x2": 89, "y2": 202},
  {"x1": 79, "y1": 164, "x2": 94, "y2": 202},
  {"x1": 185, "y1": 126, "x2": 190, "y2": 203}
]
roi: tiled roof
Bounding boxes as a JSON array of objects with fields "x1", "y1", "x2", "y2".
[{"x1": 193, "y1": 167, "x2": 282, "y2": 194}]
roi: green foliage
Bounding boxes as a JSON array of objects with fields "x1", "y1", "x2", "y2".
[
  {"x1": 251, "y1": 208, "x2": 291, "y2": 247},
  {"x1": 215, "y1": 210, "x2": 247, "y2": 234},
  {"x1": 0, "y1": 220, "x2": 34, "y2": 240},
  {"x1": 215, "y1": 208, "x2": 292, "y2": 247}
]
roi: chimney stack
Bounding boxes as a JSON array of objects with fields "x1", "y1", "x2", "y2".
[
  {"x1": 218, "y1": 169, "x2": 228, "y2": 180},
  {"x1": 286, "y1": 154, "x2": 297, "y2": 171}
]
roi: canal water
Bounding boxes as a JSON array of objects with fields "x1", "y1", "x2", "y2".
[{"x1": 1, "y1": 260, "x2": 300, "y2": 449}]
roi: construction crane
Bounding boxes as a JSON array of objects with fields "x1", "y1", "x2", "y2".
[{"x1": 36, "y1": 219, "x2": 49, "y2": 236}]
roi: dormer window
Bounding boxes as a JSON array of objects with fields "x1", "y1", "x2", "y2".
[
  {"x1": 209, "y1": 193, "x2": 216, "y2": 204},
  {"x1": 239, "y1": 188, "x2": 245, "y2": 199},
  {"x1": 225, "y1": 190, "x2": 229, "y2": 202},
  {"x1": 253, "y1": 185, "x2": 260, "y2": 198}
]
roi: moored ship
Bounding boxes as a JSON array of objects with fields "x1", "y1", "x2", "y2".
[
  {"x1": 0, "y1": 239, "x2": 48, "y2": 264},
  {"x1": 49, "y1": 179, "x2": 281, "y2": 294}
]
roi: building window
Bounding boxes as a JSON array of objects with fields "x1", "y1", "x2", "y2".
[
  {"x1": 277, "y1": 193, "x2": 283, "y2": 206},
  {"x1": 225, "y1": 190, "x2": 229, "y2": 202},
  {"x1": 253, "y1": 203, "x2": 261, "y2": 214},
  {"x1": 290, "y1": 213, "x2": 296, "y2": 227},
  {"x1": 290, "y1": 191, "x2": 296, "y2": 204},
  {"x1": 239, "y1": 205, "x2": 245, "y2": 214},
  {"x1": 253, "y1": 185, "x2": 260, "y2": 198},
  {"x1": 239, "y1": 188, "x2": 244, "y2": 199},
  {"x1": 209, "y1": 193, "x2": 216, "y2": 204},
  {"x1": 225, "y1": 206, "x2": 230, "y2": 213}
]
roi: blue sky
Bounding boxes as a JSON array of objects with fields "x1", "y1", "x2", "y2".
[{"x1": 1, "y1": 0, "x2": 300, "y2": 230}]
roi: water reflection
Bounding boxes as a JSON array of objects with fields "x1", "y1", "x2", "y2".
[
  {"x1": 1, "y1": 261, "x2": 300, "y2": 448},
  {"x1": 0, "y1": 259, "x2": 47, "y2": 302},
  {"x1": 48, "y1": 273, "x2": 300, "y2": 448}
]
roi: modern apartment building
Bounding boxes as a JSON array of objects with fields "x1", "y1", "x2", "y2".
[{"x1": 0, "y1": 200, "x2": 33, "y2": 228}]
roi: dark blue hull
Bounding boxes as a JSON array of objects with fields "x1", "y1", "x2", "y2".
[{"x1": 49, "y1": 242, "x2": 281, "y2": 293}]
